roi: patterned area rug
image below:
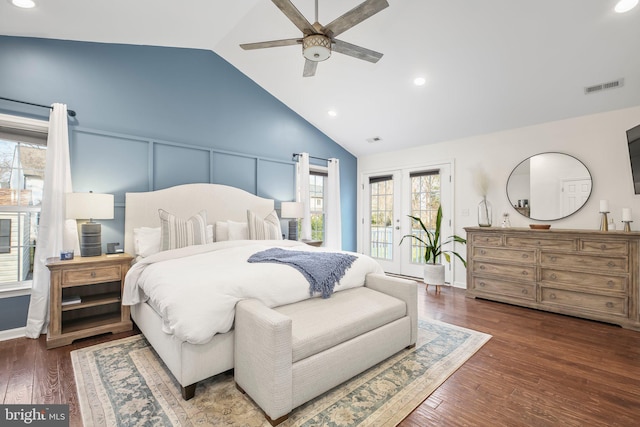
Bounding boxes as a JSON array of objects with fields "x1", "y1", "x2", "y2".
[{"x1": 71, "y1": 319, "x2": 490, "y2": 426}]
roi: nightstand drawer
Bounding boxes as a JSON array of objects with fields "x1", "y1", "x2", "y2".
[{"x1": 62, "y1": 265, "x2": 122, "y2": 286}]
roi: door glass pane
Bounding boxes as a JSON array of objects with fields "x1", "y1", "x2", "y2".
[
  {"x1": 370, "y1": 176, "x2": 393, "y2": 260},
  {"x1": 410, "y1": 171, "x2": 441, "y2": 264}
]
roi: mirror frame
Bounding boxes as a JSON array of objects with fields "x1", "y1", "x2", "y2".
[{"x1": 506, "y1": 152, "x2": 592, "y2": 221}]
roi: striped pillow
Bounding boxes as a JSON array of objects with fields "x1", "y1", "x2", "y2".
[
  {"x1": 159, "y1": 209, "x2": 208, "y2": 250},
  {"x1": 247, "y1": 210, "x2": 282, "y2": 240}
]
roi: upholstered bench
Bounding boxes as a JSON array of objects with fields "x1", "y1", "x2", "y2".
[{"x1": 234, "y1": 273, "x2": 418, "y2": 425}]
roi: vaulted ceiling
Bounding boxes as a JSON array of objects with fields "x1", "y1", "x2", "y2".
[{"x1": 1, "y1": 0, "x2": 639, "y2": 156}]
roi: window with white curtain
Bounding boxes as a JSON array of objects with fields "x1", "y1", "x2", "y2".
[
  {"x1": 0, "y1": 115, "x2": 48, "y2": 292},
  {"x1": 309, "y1": 170, "x2": 327, "y2": 241}
]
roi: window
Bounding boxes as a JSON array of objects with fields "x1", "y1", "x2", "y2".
[
  {"x1": 309, "y1": 171, "x2": 326, "y2": 240},
  {"x1": 369, "y1": 175, "x2": 393, "y2": 260},
  {"x1": 0, "y1": 219, "x2": 10, "y2": 254},
  {"x1": 0, "y1": 114, "x2": 48, "y2": 291},
  {"x1": 409, "y1": 170, "x2": 441, "y2": 264}
]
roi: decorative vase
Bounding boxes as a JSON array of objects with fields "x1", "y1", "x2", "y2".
[
  {"x1": 478, "y1": 197, "x2": 492, "y2": 227},
  {"x1": 424, "y1": 263, "x2": 446, "y2": 294}
]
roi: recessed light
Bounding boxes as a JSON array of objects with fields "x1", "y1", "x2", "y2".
[
  {"x1": 615, "y1": 0, "x2": 638, "y2": 13},
  {"x1": 413, "y1": 77, "x2": 426, "y2": 86},
  {"x1": 11, "y1": 0, "x2": 36, "y2": 8},
  {"x1": 327, "y1": 110, "x2": 337, "y2": 117}
]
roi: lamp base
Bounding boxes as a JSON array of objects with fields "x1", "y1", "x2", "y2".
[
  {"x1": 80, "y1": 222, "x2": 102, "y2": 257},
  {"x1": 288, "y1": 219, "x2": 299, "y2": 241}
]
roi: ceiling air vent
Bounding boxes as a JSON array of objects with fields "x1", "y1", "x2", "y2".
[
  {"x1": 366, "y1": 136, "x2": 383, "y2": 143},
  {"x1": 584, "y1": 78, "x2": 624, "y2": 95}
]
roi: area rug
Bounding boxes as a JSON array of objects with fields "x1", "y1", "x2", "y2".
[{"x1": 71, "y1": 319, "x2": 491, "y2": 426}]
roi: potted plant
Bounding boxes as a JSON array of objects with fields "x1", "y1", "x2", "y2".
[{"x1": 400, "y1": 205, "x2": 467, "y2": 293}]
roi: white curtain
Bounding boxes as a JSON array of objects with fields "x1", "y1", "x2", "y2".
[
  {"x1": 325, "y1": 158, "x2": 342, "y2": 249},
  {"x1": 25, "y1": 103, "x2": 79, "y2": 338},
  {"x1": 296, "y1": 153, "x2": 312, "y2": 240}
]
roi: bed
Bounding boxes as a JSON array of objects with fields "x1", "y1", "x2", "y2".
[{"x1": 121, "y1": 183, "x2": 388, "y2": 400}]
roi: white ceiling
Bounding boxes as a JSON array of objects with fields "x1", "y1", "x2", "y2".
[{"x1": 1, "y1": 0, "x2": 639, "y2": 157}]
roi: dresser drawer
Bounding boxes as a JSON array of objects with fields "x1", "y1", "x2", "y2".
[
  {"x1": 471, "y1": 234, "x2": 502, "y2": 246},
  {"x1": 472, "y1": 261, "x2": 535, "y2": 281},
  {"x1": 540, "y1": 287, "x2": 627, "y2": 316},
  {"x1": 541, "y1": 269, "x2": 627, "y2": 293},
  {"x1": 473, "y1": 247, "x2": 535, "y2": 264},
  {"x1": 541, "y1": 252, "x2": 628, "y2": 273},
  {"x1": 471, "y1": 277, "x2": 535, "y2": 300},
  {"x1": 62, "y1": 265, "x2": 122, "y2": 286},
  {"x1": 579, "y1": 239, "x2": 629, "y2": 255},
  {"x1": 505, "y1": 236, "x2": 575, "y2": 250}
]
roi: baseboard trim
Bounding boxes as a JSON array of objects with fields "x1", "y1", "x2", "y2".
[{"x1": 0, "y1": 327, "x2": 26, "y2": 342}]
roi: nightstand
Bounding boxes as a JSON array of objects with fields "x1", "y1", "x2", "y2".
[{"x1": 46, "y1": 253, "x2": 134, "y2": 349}]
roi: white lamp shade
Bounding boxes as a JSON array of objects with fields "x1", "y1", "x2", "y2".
[
  {"x1": 66, "y1": 192, "x2": 114, "y2": 220},
  {"x1": 281, "y1": 201, "x2": 304, "y2": 219}
]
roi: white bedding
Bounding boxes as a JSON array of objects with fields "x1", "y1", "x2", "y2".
[{"x1": 122, "y1": 240, "x2": 384, "y2": 344}]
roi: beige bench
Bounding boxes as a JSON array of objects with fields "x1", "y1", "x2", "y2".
[{"x1": 234, "y1": 273, "x2": 418, "y2": 425}]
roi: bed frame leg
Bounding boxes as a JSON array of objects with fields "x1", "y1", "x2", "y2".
[{"x1": 181, "y1": 383, "x2": 197, "y2": 400}]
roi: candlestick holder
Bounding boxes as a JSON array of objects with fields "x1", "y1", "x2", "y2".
[
  {"x1": 622, "y1": 220, "x2": 633, "y2": 232},
  {"x1": 600, "y1": 211, "x2": 609, "y2": 231}
]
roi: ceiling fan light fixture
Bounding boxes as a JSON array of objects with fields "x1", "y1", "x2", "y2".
[
  {"x1": 615, "y1": 0, "x2": 638, "y2": 13},
  {"x1": 303, "y1": 34, "x2": 331, "y2": 62}
]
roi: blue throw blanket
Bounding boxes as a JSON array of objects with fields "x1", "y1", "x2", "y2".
[{"x1": 247, "y1": 248, "x2": 357, "y2": 298}]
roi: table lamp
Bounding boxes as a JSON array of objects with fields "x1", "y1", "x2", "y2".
[
  {"x1": 66, "y1": 191, "x2": 114, "y2": 256},
  {"x1": 280, "y1": 201, "x2": 304, "y2": 240}
]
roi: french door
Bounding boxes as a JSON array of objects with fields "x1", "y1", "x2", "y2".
[{"x1": 363, "y1": 163, "x2": 454, "y2": 282}]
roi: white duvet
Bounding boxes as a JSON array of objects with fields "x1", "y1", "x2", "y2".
[{"x1": 122, "y1": 240, "x2": 384, "y2": 344}]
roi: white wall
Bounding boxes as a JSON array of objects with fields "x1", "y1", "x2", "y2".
[{"x1": 358, "y1": 105, "x2": 640, "y2": 288}]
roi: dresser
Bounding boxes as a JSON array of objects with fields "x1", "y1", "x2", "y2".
[
  {"x1": 465, "y1": 227, "x2": 640, "y2": 331},
  {"x1": 46, "y1": 253, "x2": 134, "y2": 348}
]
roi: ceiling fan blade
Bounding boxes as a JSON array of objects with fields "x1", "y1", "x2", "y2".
[
  {"x1": 332, "y1": 39, "x2": 383, "y2": 63},
  {"x1": 303, "y1": 59, "x2": 318, "y2": 77},
  {"x1": 324, "y1": 0, "x2": 389, "y2": 38},
  {"x1": 272, "y1": 0, "x2": 316, "y2": 35},
  {"x1": 240, "y1": 38, "x2": 301, "y2": 50}
]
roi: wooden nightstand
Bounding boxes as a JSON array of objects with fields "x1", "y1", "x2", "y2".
[{"x1": 46, "y1": 253, "x2": 134, "y2": 349}]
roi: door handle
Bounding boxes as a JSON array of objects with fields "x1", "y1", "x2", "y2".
[{"x1": 395, "y1": 226, "x2": 400, "y2": 230}]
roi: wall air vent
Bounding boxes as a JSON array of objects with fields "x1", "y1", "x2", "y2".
[
  {"x1": 584, "y1": 78, "x2": 624, "y2": 95},
  {"x1": 366, "y1": 136, "x2": 383, "y2": 143}
]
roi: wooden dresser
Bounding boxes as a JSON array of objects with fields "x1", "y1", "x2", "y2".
[{"x1": 465, "y1": 227, "x2": 640, "y2": 331}]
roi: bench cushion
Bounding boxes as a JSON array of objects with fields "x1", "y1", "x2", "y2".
[{"x1": 274, "y1": 286, "x2": 406, "y2": 362}]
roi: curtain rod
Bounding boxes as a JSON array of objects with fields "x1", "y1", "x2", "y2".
[
  {"x1": 0, "y1": 96, "x2": 77, "y2": 117},
  {"x1": 292, "y1": 152, "x2": 331, "y2": 162}
]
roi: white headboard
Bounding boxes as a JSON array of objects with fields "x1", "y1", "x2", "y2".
[{"x1": 124, "y1": 183, "x2": 275, "y2": 255}]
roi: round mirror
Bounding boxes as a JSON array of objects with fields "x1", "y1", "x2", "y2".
[{"x1": 506, "y1": 152, "x2": 592, "y2": 221}]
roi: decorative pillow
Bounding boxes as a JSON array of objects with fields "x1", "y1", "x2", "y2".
[
  {"x1": 133, "y1": 227, "x2": 161, "y2": 258},
  {"x1": 227, "y1": 220, "x2": 249, "y2": 240},
  {"x1": 215, "y1": 221, "x2": 230, "y2": 242},
  {"x1": 159, "y1": 209, "x2": 208, "y2": 250},
  {"x1": 247, "y1": 210, "x2": 282, "y2": 240}
]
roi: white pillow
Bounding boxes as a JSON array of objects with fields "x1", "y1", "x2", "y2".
[
  {"x1": 247, "y1": 210, "x2": 282, "y2": 240},
  {"x1": 227, "y1": 220, "x2": 249, "y2": 240},
  {"x1": 133, "y1": 227, "x2": 161, "y2": 258},
  {"x1": 159, "y1": 209, "x2": 208, "y2": 250},
  {"x1": 215, "y1": 221, "x2": 229, "y2": 242}
]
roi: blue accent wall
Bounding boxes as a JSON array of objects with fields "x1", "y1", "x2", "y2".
[{"x1": 0, "y1": 36, "x2": 357, "y2": 332}]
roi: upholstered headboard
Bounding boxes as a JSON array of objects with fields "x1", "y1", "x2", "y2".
[{"x1": 124, "y1": 183, "x2": 275, "y2": 256}]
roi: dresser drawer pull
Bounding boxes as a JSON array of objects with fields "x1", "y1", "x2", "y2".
[
  {"x1": 479, "y1": 265, "x2": 486, "y2": 270},
  {"x1": 549, "y1": 293, "x2": 557, "y2": 300},
  {"x1": 479, "y1": 282, "x2": 486, "y2": 287},
  {"x1": 550, "y1": 256, "x2": 557, "y2": 262},
  {"x1": 607, "y1": 280, "x2": 614, "y2": 288},
  {"x1": 550, "y1": 273, "x2": 557, "y2": 280},
  {"x1": 521, "y1": 271, "x2": 528, "y2": 276},
  {"x1": 521, "y1": 289, "x2": 528, "y2": 295},
  {"x1": 480, "y1": 249, "x2": 487, "y2": 255},
  {"x1": 601, "y1": 244, "x2": 607, "y2": 250},
  {"x1": 606, "y1": 302, "x2": 614, "y2": 308},
  {"x1": 607, "y1": 261, "x2": 615, "y2": 268},
  {"x1": 522, "y1": 254, "x2": 529, "y2": 259},
  {"x1": 90, "y1": 271, "x2": 96, "y2": 278}
]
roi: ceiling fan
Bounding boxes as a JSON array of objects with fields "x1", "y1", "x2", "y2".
[{"x1": 240, "y1": 0, "x2": 389, "y2": 77}]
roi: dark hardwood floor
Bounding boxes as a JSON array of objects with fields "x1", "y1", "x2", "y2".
[{"x1": 1, "y1": 285, "x2": 639, "y2": 426}]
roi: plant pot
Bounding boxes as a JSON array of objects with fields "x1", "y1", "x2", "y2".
[{"x1": 424, "y1": 263, "x2": 445, "y2": 294}]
